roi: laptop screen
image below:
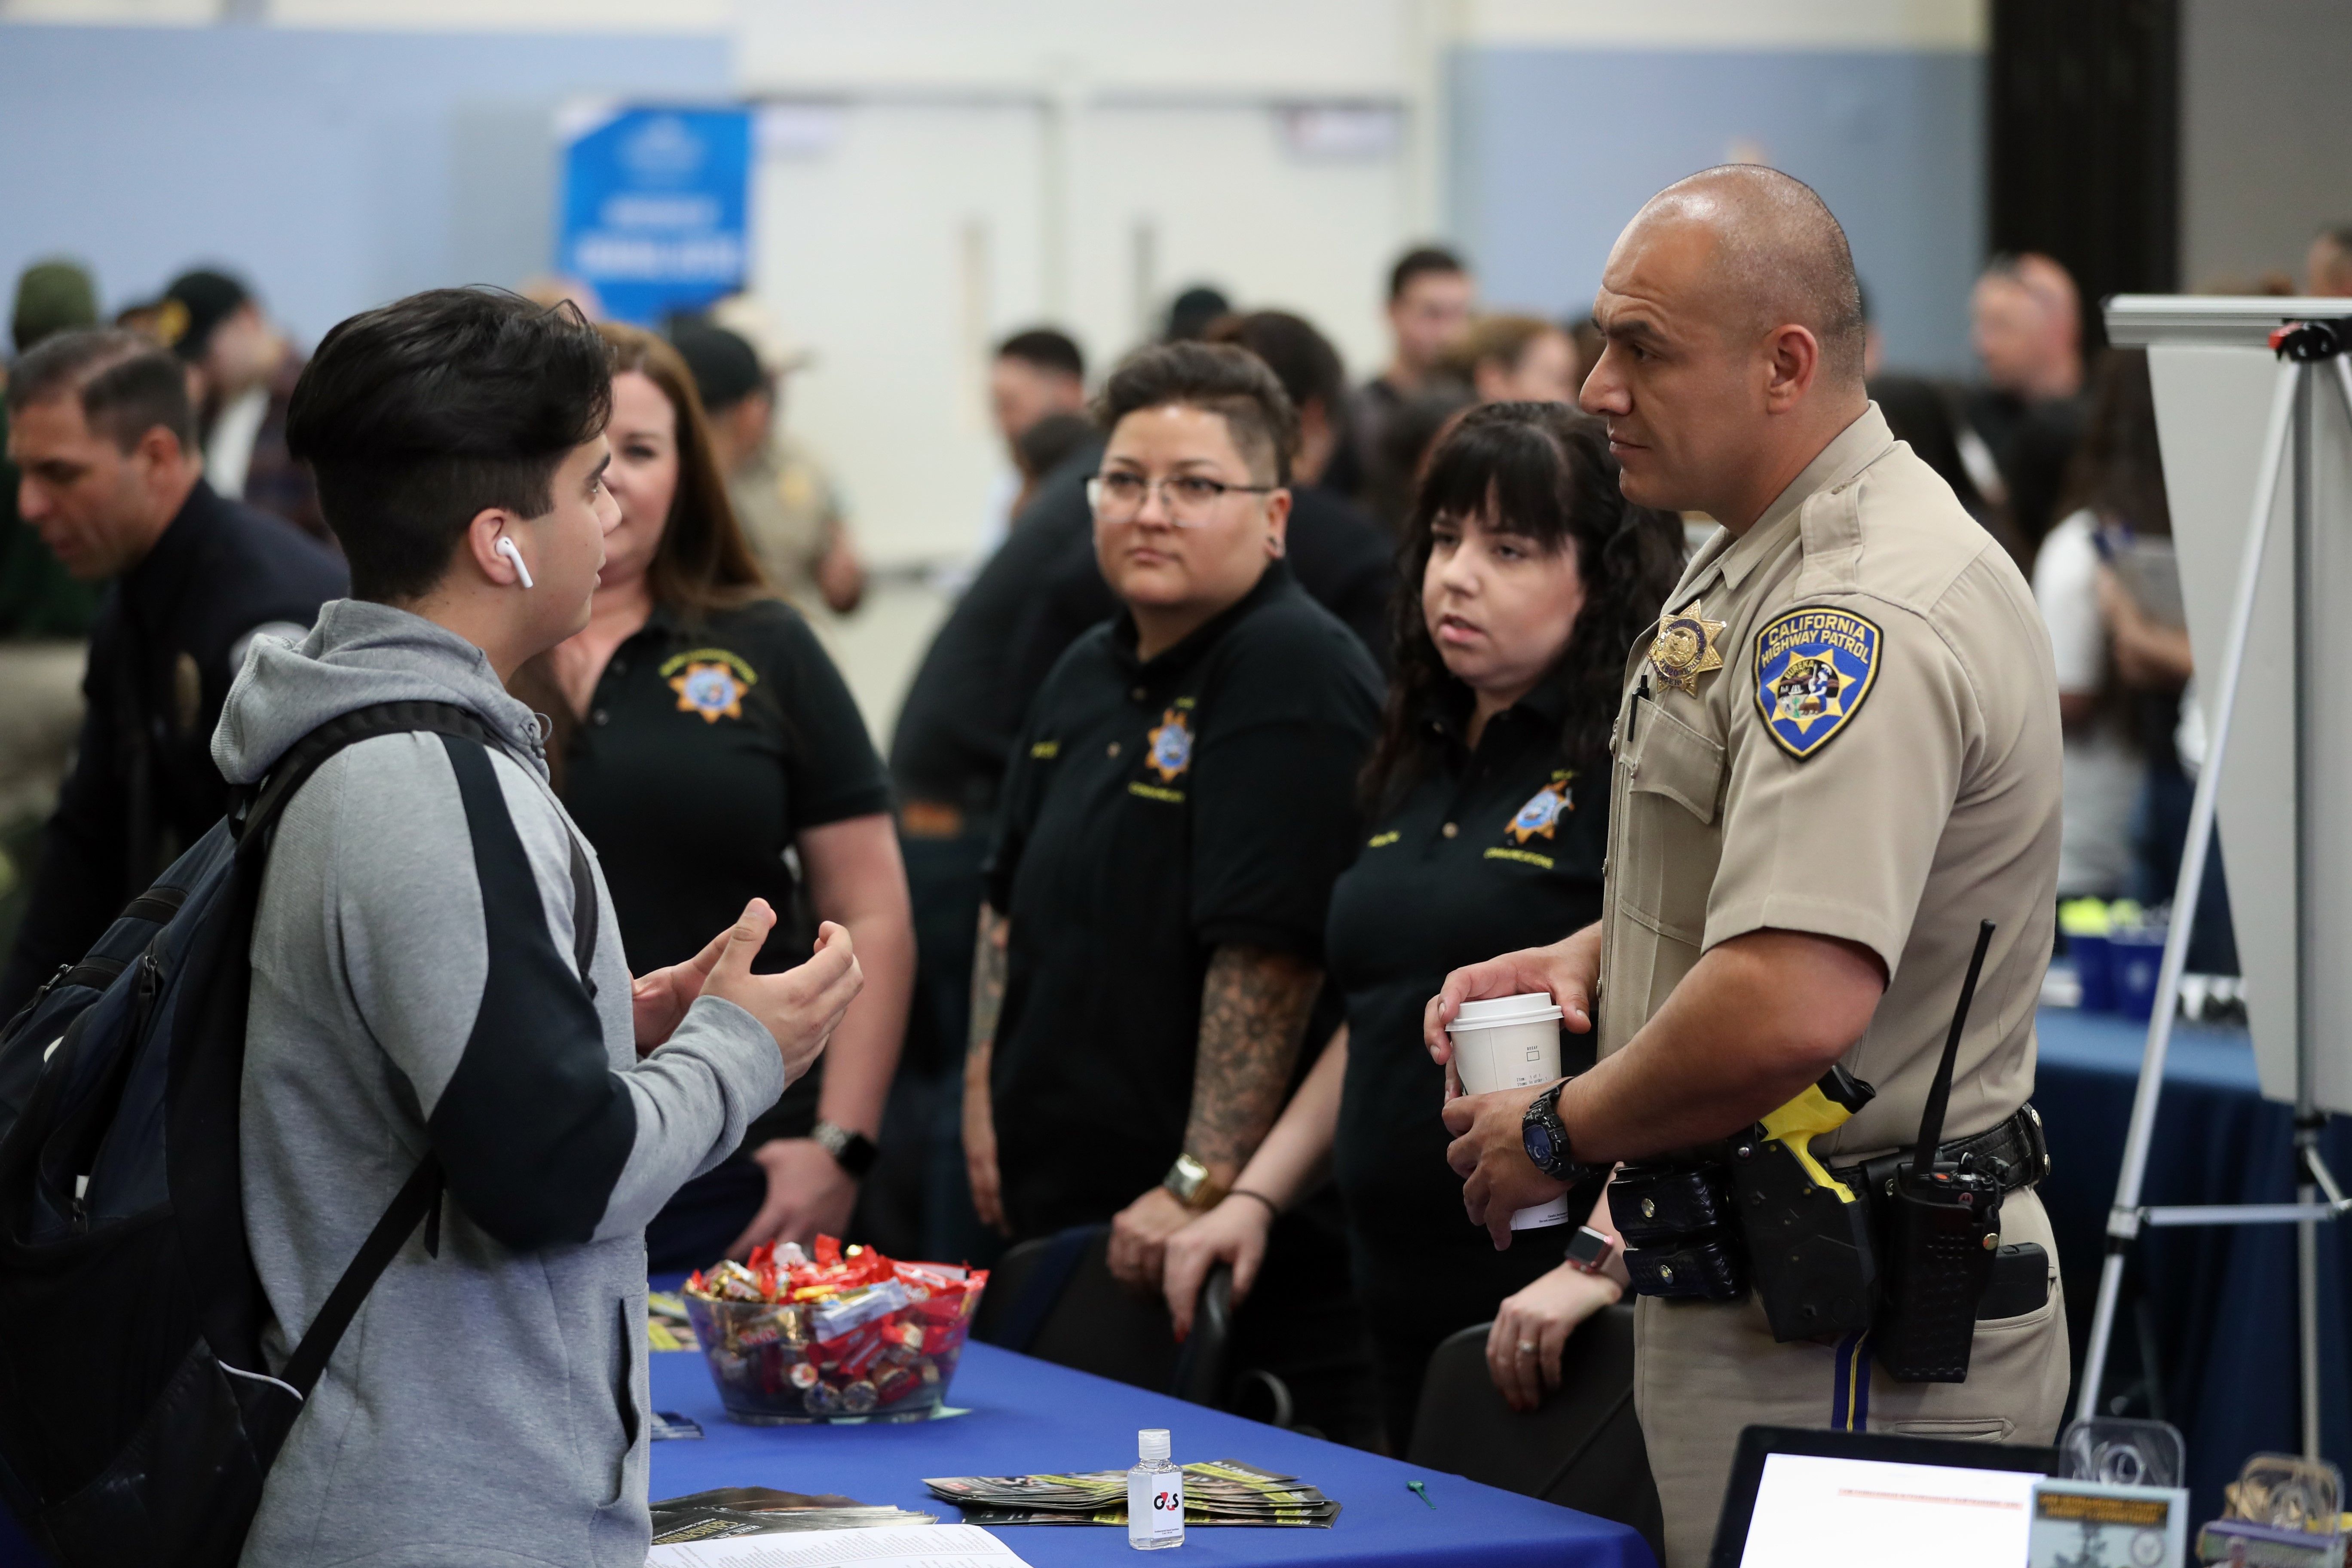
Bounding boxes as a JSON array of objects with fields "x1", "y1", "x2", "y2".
[{"x1": 1737, "y1": 1450, "x2": 2044, "y2": 1568}]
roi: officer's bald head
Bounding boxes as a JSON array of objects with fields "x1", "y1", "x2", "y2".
[{"x1": 1625, "y1": 165, "x2": 1867, "y2": 387}]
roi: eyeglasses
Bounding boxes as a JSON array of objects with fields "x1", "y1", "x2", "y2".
[{"x1": 1086, "y1": 470, "x2": 1278, "y2": 527}]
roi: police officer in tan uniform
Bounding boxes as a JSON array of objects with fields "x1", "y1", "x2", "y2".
[{"x1": 1430, "y1": 166, "x2": 2067, "y2": 1568}]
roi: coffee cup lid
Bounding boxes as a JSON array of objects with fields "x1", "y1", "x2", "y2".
[{"x1": 1448, "y1": 992, "x2": 1564, "y2": 1031}]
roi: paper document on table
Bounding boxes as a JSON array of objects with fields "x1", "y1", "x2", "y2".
[{"x1": 647, "y1": 1522, "x2": 1033, "y2": 1568}]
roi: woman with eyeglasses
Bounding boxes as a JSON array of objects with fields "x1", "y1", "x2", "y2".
[
  {"x1": 1158, "y1": 403, "x2": 1685, "y2": 1450},
  {"x1": 964, "y1": 341, "x2": 1384, "y2": 1445}
]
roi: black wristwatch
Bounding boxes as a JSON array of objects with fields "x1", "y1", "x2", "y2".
[
  {"x1": 811, "y1": 1120, "x2": 879, "y2": 1178},
  {"x1": 1521, "y1": 1083, "x2": 1600, "y2": 1185}
]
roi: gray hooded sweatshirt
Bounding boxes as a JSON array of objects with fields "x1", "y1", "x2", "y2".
[{"x1": 213, "y1": 600, "x2": 786, "y2": 1567}]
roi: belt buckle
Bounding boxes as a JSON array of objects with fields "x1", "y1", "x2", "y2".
[{"x1": 899, "y1": 800, "x2": 965, "y2": 839}]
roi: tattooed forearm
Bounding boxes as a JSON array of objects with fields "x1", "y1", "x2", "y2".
[
  {"x1": 1184, "y1": 944, "x2": 1322, "y2": 1176},
  {"x1": 967, "y1": 903, "x2": 1009, "y2": 1069}
]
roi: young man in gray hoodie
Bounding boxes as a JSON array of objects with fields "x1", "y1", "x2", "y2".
[{"x1": 211, "y1": 288, "x2": 864, "y2": 1566}]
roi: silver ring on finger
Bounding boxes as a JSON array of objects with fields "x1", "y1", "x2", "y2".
[{"x1": 1517, "y1": 1340, "x2": 1537, "y2": 1356}]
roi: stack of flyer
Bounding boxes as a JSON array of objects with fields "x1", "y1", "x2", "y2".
[{"x1": 925, "y1": 1460, "x2": 1339, "y2": 1526}]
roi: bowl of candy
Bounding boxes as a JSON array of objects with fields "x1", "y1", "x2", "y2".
[{"x1": 683, "y1": 1236, "x2": 987, "y2": 1424}]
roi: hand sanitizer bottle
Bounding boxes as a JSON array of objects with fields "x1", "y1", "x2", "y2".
[{"x1": 1127, "y1": 1427, "x2": 1183, "y2": 1550}]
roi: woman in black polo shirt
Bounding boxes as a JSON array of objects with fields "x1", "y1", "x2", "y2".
[
  {"x1": 964, "y1": 341, "x2": 1382, "y2": 1445},
  {"x1": 1160, "y1": 403, "x2": 1683, "y2": 1448},
  {"x1": 509, "y1": 322, "x2": 913, "y2": 1271}
]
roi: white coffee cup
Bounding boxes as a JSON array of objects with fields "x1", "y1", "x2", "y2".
[{"x1": 1447, "y1": 992, "x2": 1571, "y2": 1230}]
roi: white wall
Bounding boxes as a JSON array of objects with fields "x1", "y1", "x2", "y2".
[{"x1": 2180, "y1": 0, "x2": 2352, "y2": 291}]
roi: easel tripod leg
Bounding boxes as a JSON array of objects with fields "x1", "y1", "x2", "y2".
[{"x1": 2076, "y1": 358, "x2": 2302, "y2": 1423}]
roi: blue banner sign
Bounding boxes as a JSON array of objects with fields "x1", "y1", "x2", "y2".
[{"x1": 559, "y1": 105, "x2": 751, "y2": 325}]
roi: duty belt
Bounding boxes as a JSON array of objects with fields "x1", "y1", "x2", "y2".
[{"x1": 1829, "y1": 1103, "x2": 2049, "y2": 1202}]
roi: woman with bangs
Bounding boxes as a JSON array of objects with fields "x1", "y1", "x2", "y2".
[{"x1": 1161, "y1": 401, "x2": 1684, "y2": 1449}]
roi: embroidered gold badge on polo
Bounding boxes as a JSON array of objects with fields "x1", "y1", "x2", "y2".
[
  {"x1": 1647, "y1": 604, "x2": 1726, "y2": 695},
  {"x1": 1144, "y1": 708, "x2": 1194, "y2": 784},
  {"x1": 660, "y1": 647, "x2": 758, "y2": 724},
  {"x1": 1504, "y1": 777, "x2": 1573, "y2": 844}
]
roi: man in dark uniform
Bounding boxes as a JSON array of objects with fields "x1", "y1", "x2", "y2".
[{"x1": 0, "y1": 329, "x2": 345, "y2": 1019}]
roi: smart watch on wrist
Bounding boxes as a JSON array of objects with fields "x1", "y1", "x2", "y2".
[
  {"x1": 811, "y1": 1120, "x2": 879, "y2": 1179},
  {"x1": 1161, "y1": 1152, "x2": 1229, "y2": 1213},
  {"x1": 1521, "y1": 1083, "x2": 1600, "y2": 1186},
  {"x1": 1565, "y1": 1224, "x2": 1619, "y2": 1275}
]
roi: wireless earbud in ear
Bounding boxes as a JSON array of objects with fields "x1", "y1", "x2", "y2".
[{"x1": 494, "y1": 536, "x2": 533, "y2": 590}]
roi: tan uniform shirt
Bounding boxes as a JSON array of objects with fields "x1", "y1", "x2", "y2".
[
  {"x1": 729, "y1": 435, "x2": 842, "y2": 617},
  {"x1": 1598, "y1": 402, "x2": 2060, "y2": 1160},
  {"x1": 1595, "y1": 404, "x2": 2068, "y2": 1568}
]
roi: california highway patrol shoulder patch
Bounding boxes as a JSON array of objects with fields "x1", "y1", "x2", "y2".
[{"x1": 1753, "y1": 606, "x2": 1881, "y2": 760}]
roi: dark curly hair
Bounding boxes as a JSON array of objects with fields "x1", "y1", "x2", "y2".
[{"x1": 1361, "y1": 402, "x2": 1684, "y2": 812}]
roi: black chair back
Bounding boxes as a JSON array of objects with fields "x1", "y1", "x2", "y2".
[
  {"x1": 970, "y1": 1223, "x2": 1234, "y2": 1409},
  {"x1": 1405, "y1": 1305, "x2": 1664, "y2": 1559}
]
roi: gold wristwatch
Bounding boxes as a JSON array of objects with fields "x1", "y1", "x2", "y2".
[{"x1": 1162, "y1": 1152, "x2": 1228, "y2": 1213}]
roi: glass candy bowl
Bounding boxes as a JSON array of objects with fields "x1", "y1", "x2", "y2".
[{"x1": 684, "y1": 1243, "x2": 987, "y2": 1424}]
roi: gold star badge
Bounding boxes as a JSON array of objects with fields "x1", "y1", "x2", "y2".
[{"x1": 1647, "y1": 605, "x2": 1726, "y2": 695}]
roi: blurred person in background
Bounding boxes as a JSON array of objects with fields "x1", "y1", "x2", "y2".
[
  {"x1": 1011, "y1": 410, "x2": 1095, "y2": 517},
  {"x1": 991, "y1": 328, "x2": 1087, "y2": 444},
  {"x1": 1963, "y1": 252, "x2": 2087, "y2": 558},
  {"x1": 1347, "y1": 247, "x2": 1474, "y2": 506},
  {"x1": 1161, "y1": 403, "x2": 1685, "y2": 1449},
  {"x1": 508, "y1": 323, "x2": 912, "y2": 1267},
  {"x1": 2040, "y1": 349, "x2": 2234, "y2": 969},
  {"x1": 977, "y1": 328, "x2": 1088, "y2": 564},
  {"x1": 159, "y1": 267, "x2": 325, "y2": 541},
  {"x1": 1367, "y1": 384, "x2": 1478, "y2": 537},
  {"x1": 1449, "y1": 314, "x2": 1580, "y2": 405},
  {"x1": 965, "y1": 341, "x2": 1382, "y2": 1445},
  {"x1": 1869, "y1": 374, "x2": 2024, "y2": 566},
  {"x1": 0, "y1": 260, "x2": 104, "y2": 965},
  {"x1": 1163, "y1": 285, "x2": 1233, "y2": 343},
  {"x1": 879, "y1": 397, "x2": 1104, "y2": 1264},
  {"x1": 0, "y1": 329, "x2": 343, "y2": 1020},
  {"x1": 2034, "y1": 349, "x2": 2159, "y2": 903},
  {"x1": 2305, "y1": 224, "x2": 2352, "y2": 297},
  {"x1": 671, "y1": 318, "x2": 864, "y2": 618}
]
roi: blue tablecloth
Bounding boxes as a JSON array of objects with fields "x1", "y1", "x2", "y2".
[
  {"x1": 2033, "y1": 1006, "x2": 2352, "y2": 1524},
  {"x1": 647, "y1": 1338, "x2": 1653, "y2": 1568}
]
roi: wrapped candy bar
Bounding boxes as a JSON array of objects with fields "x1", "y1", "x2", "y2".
[{"x1": 682, "y1": 1235, "x2": 987, "y2": 1425}]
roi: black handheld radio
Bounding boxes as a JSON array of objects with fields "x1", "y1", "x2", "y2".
[{"x1": 1874, "y1": 919, "x2": 2002, "y2": 1383}]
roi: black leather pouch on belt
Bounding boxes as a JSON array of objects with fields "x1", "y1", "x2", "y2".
[
  {"x1": 1610, "y1": 1159, "x2": 1748, "y2": 1301},
  {"x1": 1729, "y1": 1065, "x2": 1880, "y2": 1342}
]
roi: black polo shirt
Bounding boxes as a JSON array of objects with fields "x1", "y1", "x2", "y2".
[
  {"x1": 1325, "y1": 674, "x2": 1608, "y2": 1246},
  {"x1": 984, "y1": 560, "x2": 1381, "y2": 1238},
  {"x1": 0, "y1": 479, "x2": 344, "y2": 1020},
  {"x1": 562, "y1": 596, "x2": 889, "y2": 968}
]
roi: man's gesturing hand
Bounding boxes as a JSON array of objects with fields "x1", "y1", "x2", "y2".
[
  {"x1": 697, "y1": 901, "x2": 864, "y2": 1083},
  {"x1": 1443, "y1": 1083, "x2": 1568, "y2": 1249},
  {"x1": 1423, "y1": 925, "x2": 1601, "y2": 1096}
]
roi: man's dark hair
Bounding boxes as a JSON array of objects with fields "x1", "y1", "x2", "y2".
[
  {"x1": 668, "y1": 320, "x2": 766, "y2": 415},
  {"x1": 996, "y1": 327, "x2": 1084, "y2": 383},
  {"x1": 4, "y1": 328, "x2": 196, "y2": 453},
  {"x1": 1096, "y1": 340, "x2": 1298, "y2": 485},
  {"x1": 287, "y1": 288, "x2": 612, "y2": 602},
  {"x1": 1205, "y1": 310, "x2": 1347, "y2": 417},
  {"x1": 1389, "y1": 245, "x2": 1467, "y2": 303}
]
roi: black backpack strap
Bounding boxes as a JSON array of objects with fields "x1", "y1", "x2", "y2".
[
  {"x1": 275, "y1": 1153, "x2": 444, "y2": 1399},
  {"x1": 236, "y1": 700, "x2": 493, "y2": 847}
]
